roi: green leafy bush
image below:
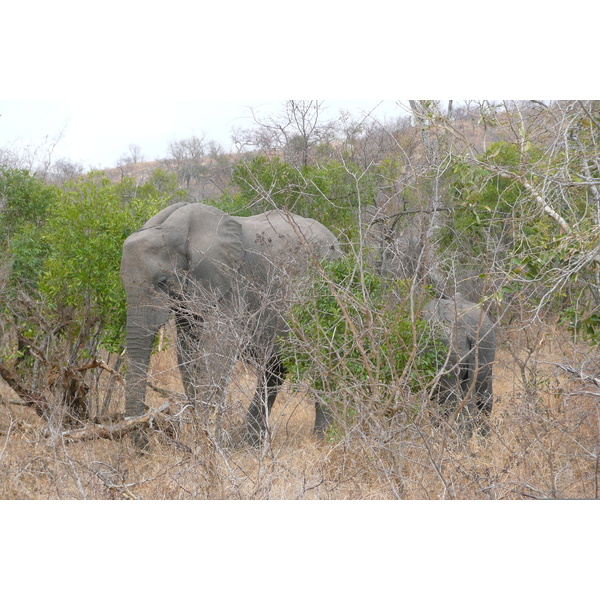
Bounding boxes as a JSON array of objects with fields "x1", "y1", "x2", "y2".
[
  {"x1": 441, "y1": 143, "x2": 526, "y2": 260},
  {"x1": 39, "y1": 172, "x2": 175, "y2": 352},
  {"x1": 282, "y1": 256, "x2": 442, "y2": 433}
]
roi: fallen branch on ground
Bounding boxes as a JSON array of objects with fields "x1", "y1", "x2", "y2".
[
  {"x1": 1, "y1": 358, "x2": 125, "y2": 421},
  {"x1": 60, "y1": 402, "x2": 171, "y2": 443},
  {"x1": 94, "y1": 470, "x2": 139, "y2": 500},
  {"x1": 0, "y1": 363, "x2": 51, "y2": 417}
]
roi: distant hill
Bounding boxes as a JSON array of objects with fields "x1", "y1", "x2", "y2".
[{"x1": 101, "y1": 160, "x2": 165, "y2": 184}]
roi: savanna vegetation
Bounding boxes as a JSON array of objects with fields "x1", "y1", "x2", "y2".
[{"x1": 1, "y1": 100, "x2": 599, "y2": 499}]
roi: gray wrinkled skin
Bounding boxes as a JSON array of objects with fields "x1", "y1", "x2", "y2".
[
  {"x1": 120, "y1": 202, "x2": 343, "y2": 447},
  {"x1": 423, "y1": 294, "x2": 496, "y2": 434}
]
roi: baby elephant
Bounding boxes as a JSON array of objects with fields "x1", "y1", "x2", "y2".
[{"x1": 422, "y1": 294, "x2": 496, "y2": 434}]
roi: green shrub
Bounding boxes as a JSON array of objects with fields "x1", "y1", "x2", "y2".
[
  {"x1": 230, "y1": 155, "x2": 378, "y2": 238},
  {"x1": 0, "y1": 168, "x2": 58, "y2": 290},
  {"x1": 282, "y1": 256, "x2": 442, "y2": 433},
  {"x1": 39, "y1": 172, "x2": 174, "y2": 352}
]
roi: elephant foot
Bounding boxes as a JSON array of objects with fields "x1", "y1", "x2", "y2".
[
  {"x1": 461, "y1": 405, "x2": 492, "y2": 438},
  {"x1": 313, "y1": 423, "x2": 331, "y2": 442},
  {"x1": 243, "y1": 428, "x2": 262, "y2": 448},
  {"x1": 129, "y1": 425, "x2": 151, "y2": 454},
  {"x1": 242, "y1": 420, "x2": 268, "y2": 448},
  {"x1": 471, "y1": 419, "x2": 491, "y2": 438}
]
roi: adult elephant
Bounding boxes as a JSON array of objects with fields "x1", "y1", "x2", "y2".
[
  {"x1": 120, "y1": 202, "x2": 343, "y2": 446},
  {"x1": 422, "y1": 294, "x2": 496, "y2": 434}
]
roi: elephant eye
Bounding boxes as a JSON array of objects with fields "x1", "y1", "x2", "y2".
[{"x1": 156, "y1": 276, "x2": 169, "y2": 292}]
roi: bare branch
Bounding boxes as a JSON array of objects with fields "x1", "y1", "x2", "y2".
[
  {"x1": 0, "y1": 364, "x2": 50, "y2": 417},
  {"x1": 543, "y1": 362, "x2": 600, "y2": 388},
  {"x1": 75, "y1": 358, "x2": 125, "y2": 384},
  {"x1": 60, "y1": 402, "x2": 171, "y2": 443},
  {"x1": 481, "y1": 163, "x2": 572, "y2": 234}
]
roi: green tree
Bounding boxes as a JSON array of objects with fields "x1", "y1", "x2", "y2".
[
  {"x1": 0, "y1": 167, "x2": 58, "y2": 290},
  {"x1": 39, "y1": 172, "x2": 174, "y2": 352},
  {"x1": 441, "y1": 143, "x2": 527, "y2": 261}
]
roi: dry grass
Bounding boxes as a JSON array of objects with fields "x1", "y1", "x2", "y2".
[{"x1": 1, "y1": 322, "x2": 598, "y2": 500}]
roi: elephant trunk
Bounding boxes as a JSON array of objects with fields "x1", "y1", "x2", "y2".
[{"x1": 124, "y1": 304, "x2": 170, "y2": 416}]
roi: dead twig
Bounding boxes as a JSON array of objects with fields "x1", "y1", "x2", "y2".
[
  {"x1": 0, "y1": 363, "x2": 51, "y2": 417},
  {"x1": 543, "y1": 362, "x2": 600, "y2": 389},
  {"x1": 60, "y1": 402, "x2": 171, "y2": 443},
  {"x1": 147, "y1": 382, "x2": 187, "y2": 400},
  {"x1": 74, "y1": 358, "x2": 125, "y2": 384},
  {"x1": 94, "y1": 469, "x2": 139, "y2": 500}
]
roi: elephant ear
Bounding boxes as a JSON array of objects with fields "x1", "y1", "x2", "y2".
[{"x1": 185, "y1": 205, "x2": 245, "y2": 299}]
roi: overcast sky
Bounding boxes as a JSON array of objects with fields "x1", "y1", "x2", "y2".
[
  {"x1": 2, "y1": 1, "x2": 592, "y2": 173},
  {"x1": 0, "y1": 99, "x2": 404, "y2": 170}
]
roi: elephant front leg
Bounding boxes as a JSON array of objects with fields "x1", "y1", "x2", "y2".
[
  {"x1": 175, "y1": 312, "x2": 216, "y2": 414},
  {"x1": 314, "y1": 401, "x2": 333, "y2": 439},
  {"x1": 244, "y1": 356, "x2": 286, "y2": 447}
]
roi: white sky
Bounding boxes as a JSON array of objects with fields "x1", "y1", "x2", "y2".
[
  {"x1": 0, "y1": 99, "x2": 404, "y2": 169},
  {"x1": 2, "y1": 3, "x2": 591, "y2": 172}
]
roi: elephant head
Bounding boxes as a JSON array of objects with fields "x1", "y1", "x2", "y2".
[
  {"x1": 120, "y1": 202, "x2": 343, "y2": 445},
  {"x1": 422, "y1": 294, "x2": 496, "y2": 433},
  {"x1": 120, "y1": 202, "x2": 246, "y2": 418}
]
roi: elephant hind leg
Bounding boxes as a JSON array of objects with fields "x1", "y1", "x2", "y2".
[
  {"x1": 314, "y1": 401, "x2": 332, "y2": 439},
  {"x1": 469, "y1": 363, "x2": 494, "y2": 436},
  {"x1": 473, "y1": 390, "x2": 494, "y2": 437},
  {"x1": 244, "y1": 355, "x2": 287, "y2": 446}
]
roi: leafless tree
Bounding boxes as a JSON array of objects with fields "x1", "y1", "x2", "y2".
[
  {"x1": 45, "y1": 158, "x2": 86, "y2": 185},
  {"x1": 166, "y1": 135, "x2": 207, "y2": 189},
  {"x1": 0, "y1": 127, "x2": 66, "y2": 177},
  {"x1": 232, "y1": 100, "x2": 337, "y2": 167},
  {"x1": 117, "y1": 144, "x2": 145, "y2": 167}
]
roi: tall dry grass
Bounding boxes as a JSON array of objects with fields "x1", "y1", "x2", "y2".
[{"x1": 0, "y1": 320, "x2": 598, "y2": 500}]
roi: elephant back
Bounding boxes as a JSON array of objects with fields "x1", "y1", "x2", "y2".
[
  {"x1": 139, "y1": 202, "x2": 190, "y2": 230},
  {"x1": 238, "y1": 210, "x2": 343, "y2": 270}
]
